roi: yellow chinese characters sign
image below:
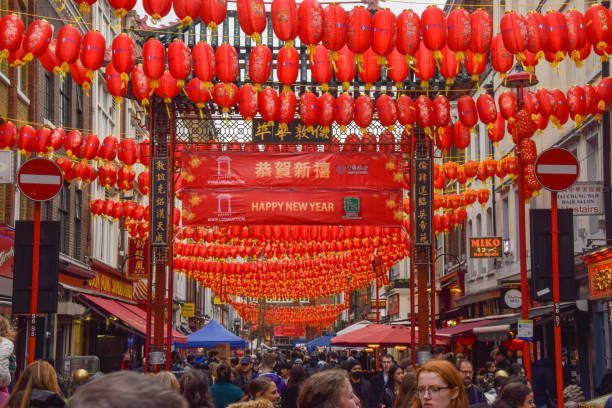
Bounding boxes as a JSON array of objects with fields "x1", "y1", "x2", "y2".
[
  {"x1": 181, "y1": 303, "x2": 195, "y2": 317},
  {"x1": 88, "y1": 273, "x2": 133, "y2": 300},
  {"x1": 151, "y1": 157, "x2": 168, "y2": 246},
  {"x1": 588, "y1": 260, "x2": 612, "y2": 300},
  {"x1": 251, "y1": 119, "x2": 332, "y2": 144},
  {"x1": 127, "y1": 238, "x2": 149, "y2": 280}
]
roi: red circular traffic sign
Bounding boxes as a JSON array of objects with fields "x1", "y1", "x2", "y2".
[
  {"x1": 17, "y1": 158, "x2": 64, "y2": 201},
  {"x1": 534, "y1": 147, "x2": 579, "y2": 192}
]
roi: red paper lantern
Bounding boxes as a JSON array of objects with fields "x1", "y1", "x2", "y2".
[
  {"x1": 387, "y1": 48, "x2": 409, "y2": 88},
  {"x1": 297, "y1": 0, "x2": 323, "y2": 55},
  {"x1": 39, "y1": 39, "x2": 60, "y2": 74},
  {"x1": 396, "y1": 95, "x2": 416, "y2": 132},
  {"x1": 112, "y1": 33, "x2": 135, "y2": 82},
  {"x1": 56, "y1": 25, "x2": 82, "y2": 72},
  {"x1": 585, "y1": 4, "x2": 611, "y2": 61},
  {"x1": 477, "y1": 93, "x2": 497, "y2": 130},
  {"x1": 168, "y1": 39, "x2": 192, "y2": 87},
  {"x1": 174, "y1": 0, "x2": 202, "y2": 27},
  {"x1": 458, "y1": 96, "x2": 478, "y2": 130},
  {"x1": 0, "y1": 14, "x2": 24, "y2": 60},
  {"x1": 500, "y1": 11, "x2": 529, "y2": 61},
  {"x1": 514, "y1": 109, "x2": 536, "y2": 140},
  {"x1": 477, "y1": 189, "x2": 490, "y2": 207},
  {"x1": 278, "y1": 89, "x2": 297, "y2": 129},
  {"x1": 358, "y1": 48, "x2": 381, "y2": 90},
  {"x1": 142, "y1": 38, "x2": 165, "y2": 90},
  {"x1": 23, "y1": 19, "x2": 53, "y2": 62},
  {"x1": 567, "y1": 85, "x2": 588, "y2": 127},
  {"x1": 361, "y1": 132, "x2": 377, "y2": 153},
  {"x1": 565, "y1": 9, "x2": 587, "y2": 65},
  {"x1": 131, "y1": 65, "x2": 152, "y2": 107},
  {"x1": 421, "y1": 5, "x2": 446, "y2": 62},
  {"x1": 299, "y1": 92, "x2": 319, "y2": 130},
  {"x1": 491, "y1": 34, "x2": 514, "y2": 81},
  {"x1": 70, "y1": 59, "x2": 92, "y2": 93},
  {"x1": 551, "y1": 89, "x2": 569, "y2": 127},
  {"x1": 64, "y1": 130, "x2": 82, "y2": 159},
  {"x1": 536, "y1": 88, "x2": 555, "y2": 118},
  {"x1": 105, "y1": 62, "x2": 127, "y2": 103},
  {"x1": 118, "y1": 138, "x2": 138, "y2": 167},
  {"x1": 310, "y1": 45, "x2": 333, "y2": 91},
  {"x1": 33, "y1": 128, "x2": 51, "y2": 155},
  {"x1": 108, "y1": 0, "x2": 137, "y2": 17},
  {"x1": 0, "y1": 122, "x2": 16, "y2": 150},
  {"x1": 396, "y1": 9, "x2": 420, "y2": 59},
  {"x1": 447, "y1": 8, "x2": 471, "y2": 62},
  {"x1": 155, "y1": 71, "x2": 181, "y2": 104},
  {"x1": 523, "y1": 90, "x2": 539, "y2": 117},
  {"x1": 259, "y1": 87, "x2": 279, "y2": 124},
  {"x1": 99, "y1": 136, "x2": 118, "y2": 162},
  {"x1": 138, "y1": 171, "x2": 150, "y2": 195},
  {"x1": 371, "y1": 9, "x2": 397, "y2": 63},
  {"x1": 80, "y1": 30, "x2": 106, "y2": 79},
  {"x1": 238, "y1": 84, "x2": 258, "y2": 121},
  {"x1": 453, "y1": 121, "x2": 470, "y2": 150},
  {"x1": 545, "y1": 10, "x2": 569, "y2": 63},
  {"x1": 117, "y1": 166, "x2": 136, "y2": 192},
  {"x1": 322, "y1": 3, "x2": 347, "y2": 61},
  {"x1": 271, "y1": 0, "x2": 298, "y2": 46},
  {"x1": 335, "y1": 46, "x2": 356, "y2": 91},
  {"x1": 79, "y1": 134, "x2": 99, "y2": 161},
  {"x1": 319, "y1": 93, "x2": 334, "y2": 133},
  {"x1": 433, "y1": 95, "x2": 450, "y2": 128},
  {"x1": 347, "y1": 6, "x2": 371, "y2": 62},
  {"x1": 436, "y1": 125, "x2": 452, "y2": 151},
  {"x1": 376, "y1": 94, "x2": 397, "y2": 131},
  {"x1": 464, "y1": 49, "x2": 486, "y2": 83},
  {"x1": 439, "y1": 46, "x2": 459, "y2": 86},
  {"x1": 7, "y1": 44, "x2": 25, "y2": 67},
  {"x1": 143, "y1": 0, "x2": 172, "y2": 22},
  {"x1": 200, "y1": 0, "x2": 227, "y2": 30},
  {"x1": 532, "y1": 113, "x2": 549, "y2": 133},
  {"x1": 583, "y1": 83, "x2": 599, "y2": 119},
  {"x1": 237, "y1": 0, "x2": 267, "y2": 43},
  {"x1": 249, "y1": 44, "x2": 272, "y2": 91},
  {"x1": 213, "y1": 82, "x2": 239, "y2": 113},
  {"x1": 414, "y1": 42, "x2": 435, "y2": 89},
  {"x1": 215, "y1": 43, "x2": 238, "y2": 85},
  {"x1": 139, "y1": 140, "x2": 151, "y2": 167},
  {"x1": 525, "y1": 12, "x2": 548, "y2": 55},
  {"x1": 415, "y1": 95, "x2": 434, "y2": 136},
  {"x1": 498, "y1": 91, "x2": 518, "y2": 121},
  {"x1": 185, "y1": 78, "x2": 211, "y2": 111},
  {"x1": 46, "y1": 128, "x2": 63, "y2": 153},
  {"x1": 354, "y1": 95, "x2": 373, "y2": 132},
  {"x1": 334, "y1": 93, "x2": 354, "y2": 132},
  {"x1": 277, "y1": 46, "x2": 299, "y2": 90}
]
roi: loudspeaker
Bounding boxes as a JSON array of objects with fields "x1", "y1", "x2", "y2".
[
  {"x1": 12, "y1": 221, "x2": 60, "y2": 314},
  {"x1": 529, "y1": 209, "x2": 575, "y2": 302}
]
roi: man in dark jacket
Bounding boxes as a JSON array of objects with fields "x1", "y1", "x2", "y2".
[
  {"x1": 370, "y1": 354, "x2": 395, "y2": 403},
  {"x1": 347, "y1": 360, "x2": 376, "y2": 408},
  {"x1": 531, "y1": 359, "x2": 556, "y2": 408},
  {"x1": 458, "y1": 360, "x2": 486, "y2": 407}
]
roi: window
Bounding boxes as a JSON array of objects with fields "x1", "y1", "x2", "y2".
[
  {"x1": 502, "y1": 197, "x2": 509, "y2": 238},
  {"x1": 76, "y1": 88, "x2": 84, "y2": 131},
  {"x1": 58, "y1": 183, "x2": 70, "y2": 255},
  {"x1": 59, "y1": 79, "x2": 72, "y2": 128},
  {"x1": 44, "y1": 72, "x2": 54, "y2": 121},
  {"x1": 18, "y1": 64, "x2": 28, "y2": 96}
]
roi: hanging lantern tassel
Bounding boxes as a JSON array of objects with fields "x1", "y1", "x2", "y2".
[
  {"x1": 82, "y1": 82, "x2": 90, "y2": 97},
  {"x1": 307, "y1": 45, "x2": 316, "y2": 63},
  {"x1": 395, "y1": 81, "x2": 403, "y2": 90},
  {"x1": 114, "y1": 8, "x2": 128, "y2": 18},
  {"x1": 571, "y1": 51, "x2": 584, "y2": 67},
  {"x1": 340, "y1": 125, "x2": 347, "y2": 133},
  {"x1": 321, "y1": 83, "x2": 329, "y2": 92},
  {"x1": 365, "y1": 82, "x2": 373, "y2": 91},
  {"x1": 179, "y1": 16, "x2": 194, "y2": 28},
  {"x1": 164, "y1": 100, "x2": 171, "y2": 118},
  {"x1": 330, "y1": 50, "x2": 339, "y2": 72},
  {"x1": 284, "y1": 40, "x2": 293, "y2": 49},
  {"x1": 251, "y1": 33, "x2": 261, "y2": 45},
  {"x1": 254, "y1": 83, "x2": 262, "y2": 93},
  {"x1": 55, "y1": 0, "x2": 66, "y2": 12},
  {"x1": 424, "y1": 126, "x2": 433, "y2": 139},
  {"x1": 342, "y1": 81, "x2": 350, "y2": 92},
  {"x1": 377, "y1": 55, "x2": 387, "y2": 66},
  {"x1": 78, "y1": 2, "x2": 91, "y2": 14},
  {"x1": 197, "y1": 103, "x2": 205, "y2": 119},
  {"x1": 597, "y1": 42, "x2": 610, "y2": 62}
]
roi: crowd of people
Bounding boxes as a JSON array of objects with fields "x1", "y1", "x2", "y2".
[{"x1": 0, "y1": 345, "x2": 560, "y2": 408}]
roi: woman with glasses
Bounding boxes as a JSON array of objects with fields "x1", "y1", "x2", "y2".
[
  {"x1": 492, "y1": 382, "x2": 534, "y2": 408},
  {"x1": 412, "y1": 360, "x2": 468, "y2": 408}
]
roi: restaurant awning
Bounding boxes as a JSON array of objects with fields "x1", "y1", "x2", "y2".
[
  {"x1": 80, "y1": 294, "x2": 187, "y2": 343},
  {"x1": 436, "y1": 319, "x2": 501, "y2": 337},
  {"x1": 331, "y1": 324, "x2": 450, "y2": 347}
]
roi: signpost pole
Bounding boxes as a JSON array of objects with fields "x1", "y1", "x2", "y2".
[
  {"x1": 551, "y1": 192, "x2": 564, "y2": 408},
  {"x1": 27, "y1": 201, "x2": 40, "y2": 365},
  {"x1": 376, "y1": 277, "x2": 380, "y2": 372}
]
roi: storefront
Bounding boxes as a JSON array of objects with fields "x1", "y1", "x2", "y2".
[{"x1": 0, "y1": 224, "x2": 14, "y2": 314}]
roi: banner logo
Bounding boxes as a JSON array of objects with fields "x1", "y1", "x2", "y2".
[{"x1": 343, "y1": 197, "x2": 361, "y2": 220}]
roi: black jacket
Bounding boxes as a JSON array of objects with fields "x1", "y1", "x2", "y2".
[
  {"x1": 371, "y1": 372, "x2": 387, "y2": 402},
  {"x1": 9, "y1": 389, "x2": 65, "y2": 408},
  {"x1": 378, "y1": 387, "x2": 396, "y2": 408},
  {"x1": 465, "y1": 384, "x2": 486, "y2": 406},
  {"x1": 351, "y1": 378, "x2": 376, "y2": 408},
  {"x1": 281, "y1": 385, "x2": 299, "y2": 408}
]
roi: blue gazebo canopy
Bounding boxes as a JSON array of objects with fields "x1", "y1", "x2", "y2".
[
  {"x1": 174, "y1": 320, "x2": 248, "y2": 349},
  {"x1": 306, "y1": 333, "x2": 336, "y2": 348}
]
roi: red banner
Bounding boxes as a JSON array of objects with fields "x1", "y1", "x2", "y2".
[
  {"x1": 181, "y1": 152, "x2": 403, "y2": 190},
  {"x1": 127, "y1": 238, "x2": 149, "y2": 280},
  {"x1": 182, "y1": 189, "x2": 404, "y2": 226},
  {"x1": 0, "y1": 225, "x2": 14, "y2": 279},
  {"x1": 274, "y1": 325, "x2": 306, "y2": 338}
]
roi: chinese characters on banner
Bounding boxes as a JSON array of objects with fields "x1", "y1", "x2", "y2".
[
  {"x1": 127, "y1": 238, "x2": 150, "y2": 280},
  {"x1": 414, "y1": 158, "x2": 432, "y2": 245},
  {"x1": 181, "y1": 152, "x2": 404, "y2": 190},
  {"x1": 181, "y1": 189, "x2": 404, "y2": 226},
  {"x1": 251, "y1": 119, "x2": 332, "y2": 144},
  {"x1": 151, "y1": 157, "x2": 169, "y2": 246}
]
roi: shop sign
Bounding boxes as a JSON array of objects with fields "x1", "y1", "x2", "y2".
[
  {"x1": 0, "y1": 225, "x2": 14, "y2": 278},
  {"x1": 213, "y1": 297, "x2": 225, "y2": 305},
  {"x1": 0, "y1": 151, "x2": 13, "y2": 184},
  {"x1": 366, "y1": 312, "x2": 378, "y2": 320},
  {"x1": 557, "y1": 182, "x2": 604, "y2": 215},
  {"x1": 588, "y1": 260, "x2": 612, "y2": 299},
  {"x1": 181, "y1": 302, "x2": 195, "y2": 317},
  {"x1": 151, "y1": 157, "x2": 168, "y2": 246},
  {"x1": 517, "y1": 319, "x2": 533, "y2": 341},
  {"x1": 470, "y1": 237, "x2": 503, "y2": 258},
  {"x1": 414, "y1": 158, "x2": 431, "y2": 245},
  {"x1": 87, "y1": 272, "x2": 133, "y2": 300},
  {"x1": 126, "y1": 238, "x2": 149, "y2": 280},
  {"x1": 370, "y1": 300, "x2": 387, "y2": 309},
  {"x1": 503, "y1": 289, "x2": 522, "y2": 309},
  {"x1": 251, "y1": 119, "x2": 332, "y2": 144},
  {"x1": 388, "y1": 293, "x2": 399, "y2": 316},
  {"x1": 273, "y1": 324, "x2": 305, "y2": 338}
]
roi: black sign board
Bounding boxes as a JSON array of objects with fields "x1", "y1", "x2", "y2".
[
  {"x1": 151, "y1": 157, "x2": 169, "y2": 246},
  {"x1": 470, "y1": 236, "x2": 503, "y2": 258},
  {"x1": 251, "y1": 119, "x2": 332, "y2": 144},
  {"x1": 414, "y1": 158, "x2": 431, "y2": 245}
]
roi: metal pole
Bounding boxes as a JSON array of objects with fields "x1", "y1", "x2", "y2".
[
  {"x1": 376, "y1": 277, "x2": 380, "y2": 371},
  {"x1": 551, "y1": 192, "x2": 564, "y2": 408},
  {"x1": 145, "y1": 105, "x2": 153, "y2": 373},
  {"x1": 28, "y1": 201, "x2": 41, "y2": 365},
  {"x1": 165, "y1": 105, "x2": 175, "y2": 371},
  {"x1": 408, "y1": 140, "x2": 416, "y2": 366},
  {"x1": 431, "y1": 239, "x2": 436, "y2": 350}
]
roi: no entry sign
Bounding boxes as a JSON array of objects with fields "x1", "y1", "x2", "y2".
[
  {"x1": 17, "y1": 158, "x2": 63, "y2": 201},
  {"x1": 534, "y1": 148, "x2": 580, "y2": 192}
]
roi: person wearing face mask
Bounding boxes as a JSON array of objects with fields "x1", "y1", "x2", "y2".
[{"x1": 347, "y1": 360, "x2": 376, "y2": 408}]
